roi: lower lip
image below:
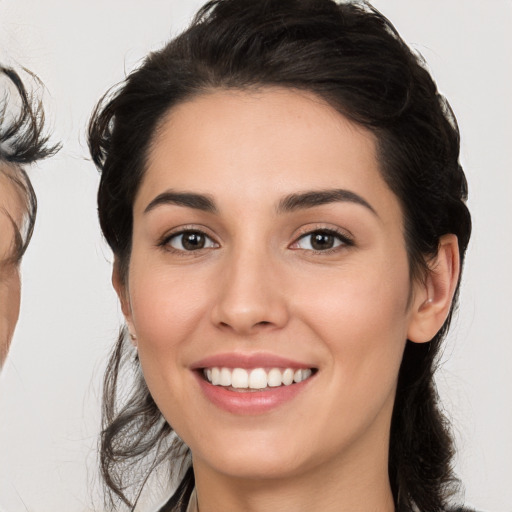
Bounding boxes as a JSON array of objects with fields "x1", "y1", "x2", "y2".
[{"x1": 195, "y1": 372, "x2": 314, "y2": 415}]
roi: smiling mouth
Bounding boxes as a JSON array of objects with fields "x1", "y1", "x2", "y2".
[{"x1": 201, "y1": 367, "x2": 316, "y2": 391}]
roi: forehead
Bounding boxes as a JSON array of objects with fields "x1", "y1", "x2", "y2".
[{"x1": 138, "y1": 87, "x2": 400, "y2": 221}]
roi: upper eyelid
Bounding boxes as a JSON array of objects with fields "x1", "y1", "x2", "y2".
[
  {"x1": 159, "y1": 225, "x2": 219, "y2": 243},
  {"x1": 297, "y1": 227, "x2": 349, "y2": 237},
  {"x1": 156, "y1": 224, "x2": 354, "y2": 247},
  {"x1": 293, "y1": 225, "x2": 354, "y2": 242}
]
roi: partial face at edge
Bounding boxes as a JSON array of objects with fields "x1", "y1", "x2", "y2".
[
  {"x1": 0, "y1": 165, "x2": 26, "y2": 367},
  {"x1": 115, "y1": 88, "x2": 456, "y2": 483}
]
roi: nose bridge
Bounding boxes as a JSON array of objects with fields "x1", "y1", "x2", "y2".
[{"x1": 212, "y1": 237, "x2": 288, "y2": 333}]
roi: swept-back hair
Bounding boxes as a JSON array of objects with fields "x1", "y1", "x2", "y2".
[
  {"x1": 89, "y1": 1, "x2": 472, "y2": 510},
  {"x1": 0, "y1": 66, "x2": 59, "y2": 264}
]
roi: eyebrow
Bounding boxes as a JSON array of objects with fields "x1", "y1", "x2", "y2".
[
  {"x1": 143, "y1": 188, "x2": 377, "y2": 217},
  {"x1": 277, "y1": 189, "x2": 377, "y2": 216},
  {"x1": 144, "y1": 191, "x2": 217, "y2": 214}
]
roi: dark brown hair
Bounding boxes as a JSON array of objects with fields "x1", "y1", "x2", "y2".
[{"x1": 89, "y1": 1, "x2": 471, "y2": 510}]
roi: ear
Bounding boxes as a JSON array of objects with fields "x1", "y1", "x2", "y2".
[
  {"x1": 112, "y1": 260, "x2": 138, "y2": 347},
  {"x1": 407, "y1": 234, "x2": 460, "y2": 343}
]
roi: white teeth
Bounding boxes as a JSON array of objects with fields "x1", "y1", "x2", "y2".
[
  {"x1": 267, "y1": 368, "x2": 282, "y2": 387},
  {"x1": 203, "y1": 366, "x2": 314, "y2": 389},
  {"x1": 211, "y1": 367, "x2": 221, "y2": 385},
  {"x1": 219, "y1": 367, "x2": 232, "y2": 386},
  {"x1": 248, "y1": 368, "x2": 267, "y2": 389},
  {"x1": 282, "y1": 368, "x2": 294, "y2": 386},
  {"x1": 231, "y1": 368, "x2": 249, "y2": 388},
  {"x1": 293, "y1": 368, "x2": 313, "y2": 383}
]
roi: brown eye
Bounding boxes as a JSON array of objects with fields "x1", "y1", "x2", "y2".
[
  {"x1": 310, "y1": 233, "x2": 335, "y2": 250},
  {"x1": 168, "y1": 231, "x2": 217, "y2": 251},
  {"x1": 294, "y1": 230, "x2": 350, "y2": 251}
]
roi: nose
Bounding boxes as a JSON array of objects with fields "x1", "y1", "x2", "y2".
[{"x1": 210, "y1": 246, "x2": 289, "y2": 335}]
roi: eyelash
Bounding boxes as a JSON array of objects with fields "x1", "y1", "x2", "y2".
[
  {"x1": 157, "y1": 226, "x2": 219, "y2": 255},
  {"x1": 291, "y1": 227, "x2": 354, "y2": 254},
  {"x1": 158, "y1": 227, "x2": 354, "y2": 255}
]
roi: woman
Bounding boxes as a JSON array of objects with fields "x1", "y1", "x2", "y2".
[{"x1": 89, "y1": 0, "x2": 472, "y2": 510}]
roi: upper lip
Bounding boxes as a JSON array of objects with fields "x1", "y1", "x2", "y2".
[{"x1": 190, "y1": 352, "x2": 316, "y2": 370}]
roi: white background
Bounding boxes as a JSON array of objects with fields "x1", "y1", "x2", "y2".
[{"x1": 0, "y1": 1, "x2": 510, "y2": 511}]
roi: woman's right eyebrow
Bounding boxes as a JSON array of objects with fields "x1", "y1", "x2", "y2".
[{"x1": 144, "y1": 190, "x2": 217, "y2": 214}]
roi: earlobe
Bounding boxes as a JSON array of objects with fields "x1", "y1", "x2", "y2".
[
  {"x1": 112, "y1": 260, "x2": 138, "y2": 347},
  {"x1": 407, "y1": 234, "x2": 460, "y2": 343}
]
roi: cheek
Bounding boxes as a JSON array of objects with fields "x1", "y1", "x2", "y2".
[
  {"x1": 126, "y1": 263, "x2": 213, "y2": 429},
  {"x1": 128, "y1": 262, "x2": 211, "y2": 360},
  {"x1": 298, "y1": 257, "x2": 412, "y2": 386},
  {"x1": 287, "y1": 261, "x2": 412, "y2": 452}
]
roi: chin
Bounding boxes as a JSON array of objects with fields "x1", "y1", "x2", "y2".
[{"x1": 195, "y1": 445, "x2": 313, "y2": 481}]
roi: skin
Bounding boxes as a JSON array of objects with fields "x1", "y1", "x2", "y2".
[
  {"x1": 115, "y1": 88, "x2": 459, "y2": 512},
  {"x1": 0, "y1": 164, "x2": 25, "y2": 367}
]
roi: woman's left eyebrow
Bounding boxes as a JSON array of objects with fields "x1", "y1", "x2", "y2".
[
  {"x1": 277, "y1": 189, "x2": 378, "y2": 216},
  {"x1": 144, "y1": 190, "x2": 217, "y2": 214}
]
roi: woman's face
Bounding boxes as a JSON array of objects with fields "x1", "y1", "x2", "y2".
[
  {"x1": 0, "y1": 166, "x2": 24, "y2": 367},
  {"x1": 119, "y1": 88, "x2": 427, "y2": 482}
]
